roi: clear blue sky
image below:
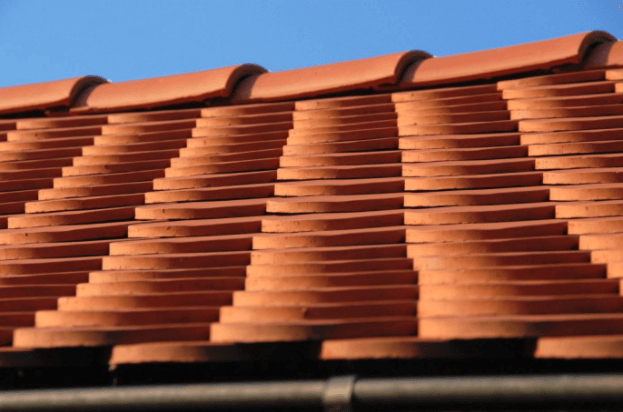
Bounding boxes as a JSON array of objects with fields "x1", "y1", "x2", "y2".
[{"x1": 0, "y1": 0, "x2": 621, "y2": 88}]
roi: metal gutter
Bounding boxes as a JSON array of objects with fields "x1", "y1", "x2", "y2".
[{"x1": 2, "y1": 374, "x2": 623, "y2": 411}]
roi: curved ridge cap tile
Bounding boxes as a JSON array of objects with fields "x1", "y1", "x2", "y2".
[
  {"x1": 231, "y1": 50, "x2": 432, "y2": 102},
  {"x1": 0, "y1": 76, "x2": 107, "y2": 115},
  {"x1": 401, "y1": 31, "x2": 616, "y2": 87},
  {"x1": 72, "y1": 64, "x2": 267, "y2": 113},
  {"x1": 585, "y1": 40, "x2": 623, "y2": 68}
]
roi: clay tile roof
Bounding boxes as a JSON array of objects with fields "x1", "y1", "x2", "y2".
[
  {"x1": 0, "y1": 76, "x2": 107, "y2": 115},
  {"x1": 71, "y1": 64, "x2": 267, "y2": 113},
  {"x1": 231, "y1": 50, "x2": 431, "y2": 102},
  {"x1": 401, "y1": 31, "x2": 615, "y2": 87},
  {"x1": 2, "y1": 30, "x2": 623, "y2": 385}
]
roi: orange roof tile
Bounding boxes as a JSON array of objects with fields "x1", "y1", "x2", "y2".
[
  {"x1": 231, "y1": 50, "x2": 431, "y2": 102},
  {"x1": 71, "y1": 65, "x2": 266, "y2": 113},
  {"x1": 0, "y1": 30, "x2": 623, "y2": 380},
  {"x1": 401, "y1": 31, "x2": 615, "y2": 87},
  {"x1": 585, "y1": 40, "x2": 623, "y2": 68},
  {"x1": 0, "y1": 76, "x2": 107, "y2": 115}
]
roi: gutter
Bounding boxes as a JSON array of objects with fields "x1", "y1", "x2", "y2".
[{"x1": 1, "y1": 374, "x2": 623, "y2": 411}]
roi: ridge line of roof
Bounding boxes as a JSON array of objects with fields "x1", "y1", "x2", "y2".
[{"x1": 0, "y1": 31, "x2": 621, "y2": 117}]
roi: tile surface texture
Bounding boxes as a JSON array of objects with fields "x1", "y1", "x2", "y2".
[{"x1": 0, "y1": 31, "x2": 623, "y2": 368}]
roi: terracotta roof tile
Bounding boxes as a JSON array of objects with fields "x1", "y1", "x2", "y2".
[
  {"x1": 231, "y1": 51, "x2": 431, "y2": 102},
  {"x1": 320, "y1": 337, "x2": 525, "y2": 360},
  {"x1": 419, "y1": 313, "x2": 623, "y2": 340},
  {"x1": 585, "y1": 40, "x2": 623, "y2": 68},
  {"x1": 0, "y1": 76, "x2": 107, "y2": 115},
  {"x1": 497, "y1": 69, "x2": 607, "y2": 90},
  {"x1": 401, "y1": 31, "x2": 615, "y2": 87},
  {"x1": 13, "y1": 323, "x2": 214, "y2": 347},
  {"x1": 536, "y1": 335, "x2": 623, "y2": 358},
  {"x1": 606, "y1": 68, "x2": 623, "y2": 80},
  {"x1": 71, "y1": 65, "x2": 266, "y2": 113},
  {"x1": 109, "y1": 340, "x2": 318, "y2": 364},
  {"x1": 16, "y1": 114, "x2": 109, "y2": 130},
  {"x1": 3, "y1": 31, "x2": 623, "y2": 374}
]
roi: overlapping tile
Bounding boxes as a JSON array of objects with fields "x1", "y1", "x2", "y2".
[
  {"x1": 2, "y1": 31, "x2": 623, "y2": 369},
  {"x1": 11, "y1": 101, "x2": 297, "y2": 349}
]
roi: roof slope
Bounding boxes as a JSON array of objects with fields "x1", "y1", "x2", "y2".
[{"x1": 0, "y1": 32, "x2": 621, "y2": 371}]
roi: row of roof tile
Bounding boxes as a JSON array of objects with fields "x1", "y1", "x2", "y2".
[
  {"x1": 1, "y1": 31, "x2": 621, "y2": 116},
  {"x1": 2, "y1": 45, "x2": 623, "y2": 364}
]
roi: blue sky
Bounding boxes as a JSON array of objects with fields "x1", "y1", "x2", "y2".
[{"x1": 0, "y1": 0, "x2": 621, "y2": 88}]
